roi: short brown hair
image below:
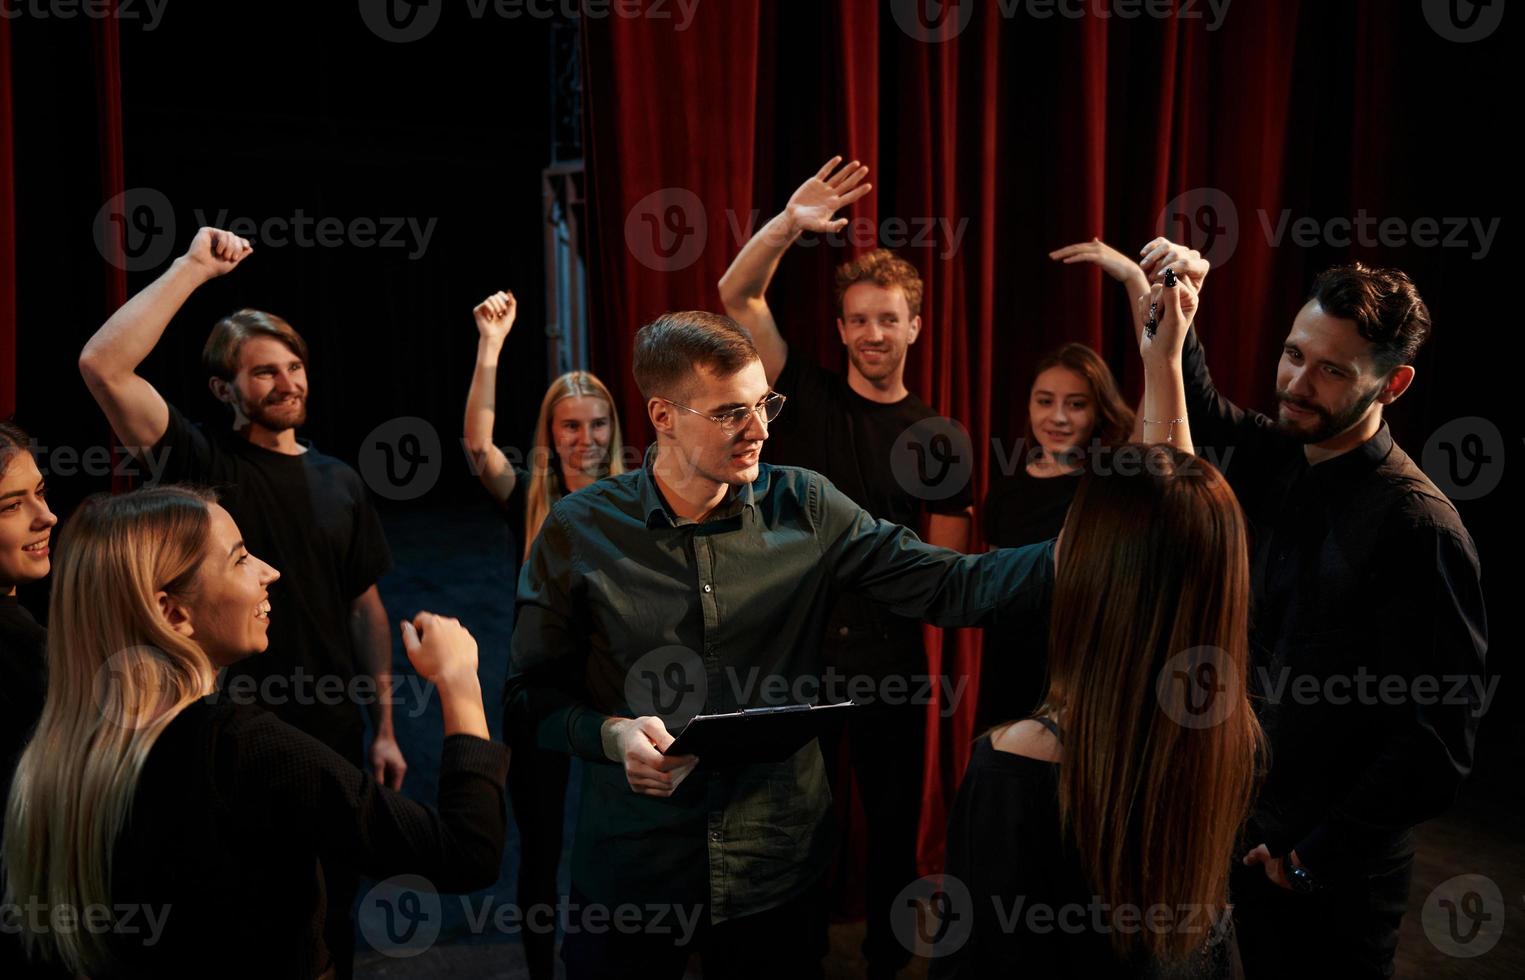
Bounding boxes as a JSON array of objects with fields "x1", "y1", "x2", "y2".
[
  {"x1": 1308, "y1": 263, "x2": 1431, "y2": 374},
  {"x1": 632, "y1": 311, "x2": 759, "y2": 400},
  {"x1": 201, "y1": 309, "x2": 309, "y2": 382},
  {"x1": 834, "y1": 248, "x2": 924, "y2": 316}
]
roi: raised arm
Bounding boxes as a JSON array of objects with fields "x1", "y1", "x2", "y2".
[
  {"x1": 717, "y1": 156, "x2": 871, "y2": 384},
  {"x1": 1049, "y1": 238, "x2": 1154, "y2": 440},
  {"x1": 78, "y1": 227, "x2": 252, "y2": 454},
  {"x1": 1136, "y1": 269, "x2": 1199, "y2": 455},
  {"x1": 463, "y1": 290, "x2": 519, "y2": 505}
]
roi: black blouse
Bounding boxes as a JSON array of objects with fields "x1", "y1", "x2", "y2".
[
  {"x1": 934, "y1": 734, "x2": 1238, "y2": 979},
  {"x1": 99, "y1": 698, "x2": 508, "y2": 978}
]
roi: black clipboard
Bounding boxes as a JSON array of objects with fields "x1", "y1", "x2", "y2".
[{"x1": 662, "y1": 701, "x2": 859, "y2": 765}]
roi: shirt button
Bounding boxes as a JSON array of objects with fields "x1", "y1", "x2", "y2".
[
  {"x1": 702, "y1": 584, "x2": 713, "y2": 593},
  {"x1": 838, "y1": 626, "x2": 850, "y2": 637},
  {"x1": 710, "y1": 831, "x2": 722, "y2": 842}
]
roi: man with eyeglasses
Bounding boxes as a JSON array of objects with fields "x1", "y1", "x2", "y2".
[
  {"x1": 505, "y1": 311, "x2": 1050, "y2": 979},
  {"x1": 718, "y1": 157, "x2": 972, "y2": 978}
]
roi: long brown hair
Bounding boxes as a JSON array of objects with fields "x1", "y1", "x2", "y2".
[
  {"x1": 1042, "y1": 445, "x2": 1261, "y2": 965},
  {"x1": 1023, "y1": 343, "x2": 1134, "y2": 460},
  {"x1": 3, "y1": 486, "x2": 221, "y2": 974},
  {"x1": 522, "y1": 371, "x2": 625, "y2": 560}
]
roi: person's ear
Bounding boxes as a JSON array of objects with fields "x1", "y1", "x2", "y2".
[
  {"x1": 907, "y1": 315, "x2": 922, "y2": 345},
  {"x1": 1378, "y1": 365, "x2": 1415, "y2": 405},
  {"x1": 648, "y1": 397, "x2": 675, "y2": 437},
  {"x1": 156, "y1": 590, "x2": 195, "y2": 638},
  {"x1": 836, "y1": 317, "x2": 849, "y2": 345},
  {"x1": 208, "y1": 376, "x2": 233, "y2": 406}
]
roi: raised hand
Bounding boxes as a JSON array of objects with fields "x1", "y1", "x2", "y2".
[
  {"x1": 1049, "y1": 237, "x2": 1147, "y2": 285},
  {"x1": 1138, "y1": 237, "x2": 1210, "y2": 290},
  {"x1": 1136, "y1": 268, "x2": 1199, "y2": 363},
  {"x1": 400, "y1": 612, "x2": 479, "y2": 689},
  {"x1": 472, "y1": 290, "x2": 517, "y2": 345},
  {"x1": 785, "y1": 156, "x2": 872, "y2": 235},
  {"x1": 184, "y1": 226, "x2": 252, "y2": 279}
]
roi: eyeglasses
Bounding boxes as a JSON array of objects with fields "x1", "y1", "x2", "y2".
[{"x1": 663, "y1": 391, "x2": 787, "y2": 437}]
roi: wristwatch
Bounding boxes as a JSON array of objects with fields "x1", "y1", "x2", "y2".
[{"x1": 1285, "y1": 860, "x2": 1319, "y2": 895}]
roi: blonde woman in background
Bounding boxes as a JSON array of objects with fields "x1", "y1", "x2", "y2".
[{"x1": 463, "y1": 289, "x2": 627, "y2": 980}]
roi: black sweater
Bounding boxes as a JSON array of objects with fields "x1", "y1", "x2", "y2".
[{"x1": 93, "y1": 697, "x2": 508, "y2": 978}]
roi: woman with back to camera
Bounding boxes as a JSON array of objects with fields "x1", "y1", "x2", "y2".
[
  {"x1": 3, "y1": 485, "x2": 508, "y2": 978},
  {"x1": 463, "y1": 288, "x2": 627, "y2": 980},
  {"x1": 938, "y1": 265, "x2": 1262, "y2": 978}
]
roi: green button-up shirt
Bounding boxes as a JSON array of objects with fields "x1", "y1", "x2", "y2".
[{"x1": 505, "y1": 452, "x2": 1054, "y2": 923}]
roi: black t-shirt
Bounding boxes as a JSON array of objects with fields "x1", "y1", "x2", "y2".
[
  {"x1": 982, "y1": 458, "x2": 1082, "y2": 549},
  {"x1": 768, "y1": 352, "x2": 974, "y2": 674},
  {"x1": 107, "y1": 698, "x2": 508, "y2": 978},
  {"x1": 496, "y1": 463, "x2": 532, "y2": 562},
  {"x1": 769, "y1": 352, "x2": 973, "y2": 531},
  {"x1": 150, "y1": 404, "x2": 393, "y2": 758}
]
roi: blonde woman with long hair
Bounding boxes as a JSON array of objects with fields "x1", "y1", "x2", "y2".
[
  {"x1": 2, "y1": 486, "x2": 507, "y2": 978},
  {"x1": 462, "y1": 289, "x2": 626, "y2": 980}
]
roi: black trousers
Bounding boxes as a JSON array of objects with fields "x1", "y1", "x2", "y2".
[
  {"x1": 818, "y1": 624, "x2": 927, "y2": 975},
  {"x1": 561, "y1": 883, "x2": 826, "y2": 980},
  {"x1": 1231, "y1": 833, "x2": 1414, "y2": 979},
  {"x1": 506, "y1": 727, "x2": 571, "y2": 980}
]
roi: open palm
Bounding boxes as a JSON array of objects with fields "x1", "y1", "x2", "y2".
[{"x1": 787, "y1": 156, "x2": 872, "y2": 234}]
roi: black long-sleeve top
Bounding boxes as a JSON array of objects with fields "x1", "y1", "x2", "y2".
[
  {"x1": 96, "y1": 697, "x2": 508, "y2": 978},
  {"x1": 1179, "y1": 326, "x2": 1488, "y2": 876}
]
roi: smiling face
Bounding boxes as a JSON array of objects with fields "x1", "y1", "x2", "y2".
[
  {"x1": 837, "y1": 282, "x2": 921, "y2": 385},
  {"x1": 215, "y1": 336, "x2": 309, "y2": 432},
  {"x1": 172, "y1": 504, "x2": 280, "y2": 667},
  {"x1": 660, "y1": 359, "x2": 772, "y2": 488},
  {"x1": 1274, "y1": 300, "x2": 1391, "y2": 444},
  {"x1": 0, "y1": 452, "x2": 58, "y2": 592},
  {"x1": 1029, "y1": 366, "x2": 1097, "y2": 458},
  {"x1": 551, "y1": 394, "x2": 614, "y2": 478}
]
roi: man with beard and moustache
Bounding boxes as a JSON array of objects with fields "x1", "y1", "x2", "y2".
[
  {"x1": 79, "y1": 227, "x2": 399, "y2": 980},
  {"x1": 719, "y1": 158, "x2": 973, "y2": 980},
  {"x1": 1136, "y1": 239, "x2": 1487, "y2": 979}
]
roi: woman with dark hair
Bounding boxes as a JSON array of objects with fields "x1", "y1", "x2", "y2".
[
  {"x1": 463, "y1": 289, "x2": 628, "y2": 980},
  {"x1": 977, "y1": 340, "x2": 1135, "y2": 728},
  {"x1": 3, "y1": 486, "x2": 508, "y2": 978},
  {"x1": 940, "y1": 266, "x2": 1261, "y2": 978}
]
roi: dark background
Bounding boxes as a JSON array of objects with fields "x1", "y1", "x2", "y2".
[{"x1": 1, "y1": 1, "x2": 1518, "y2": 975}]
